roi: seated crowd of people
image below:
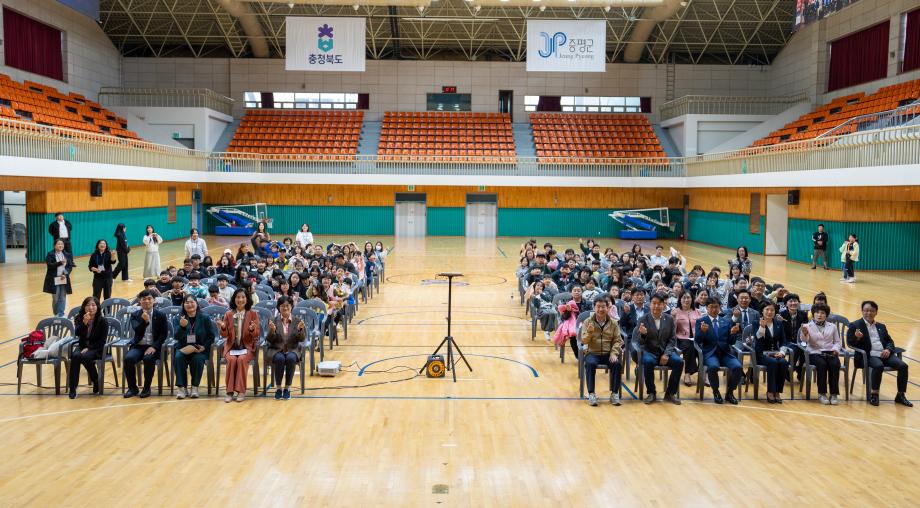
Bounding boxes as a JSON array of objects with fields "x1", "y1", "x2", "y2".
[
  {"x1": 517, "y1": 239, "x2": 912, "y2": 409},
  {"x1": 35, "y1": 231, "x2": 389, "y2": 404}
]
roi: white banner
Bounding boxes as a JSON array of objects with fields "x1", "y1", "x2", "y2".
[
  {"x1": 285, "y1": 17, "x2": 366, "y2": 72},
  {"x1": 526, "y1": 20, "x2": 606, "y2": 73}
]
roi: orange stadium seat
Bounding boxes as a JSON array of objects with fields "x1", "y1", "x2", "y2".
[
  {"x1": 377, "y1": 111, "x2": 516, "y2": 162},
  {"x1": 530, "y1": 113, "x2": 666, "y2": 163},
  {"x1": 753, "y1": 79, "x2": 920, "y2": 146},
  {"x1": 0, "y1": 74, "x2": 139, "y2": 139},
  {"x1": 226, "y1": 109, "x2": 363, "y2": 159}
]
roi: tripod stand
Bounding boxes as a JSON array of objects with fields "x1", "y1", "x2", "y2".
[{"x1": 420, "y1": 272, "x2": 472, "y2": 382}]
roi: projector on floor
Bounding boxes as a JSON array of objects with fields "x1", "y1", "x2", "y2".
[{"x1": 317, "y1": 360, "x2": 341, "y2": 377}]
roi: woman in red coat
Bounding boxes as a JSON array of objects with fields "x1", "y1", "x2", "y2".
[{"x1": 219, "y1": 288, "x2": 260, "y2": 403}]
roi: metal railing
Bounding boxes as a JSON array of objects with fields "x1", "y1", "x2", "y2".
[
  {"x1": 0, "y1": 117, "x2": 207, "y2": 171},
  {"x1": 0, "y1": 114, "x2": 918, "y2": 178},
  {"x1": 98, "y1": 87, "x2": 235, "y2": 116},
  {"x1": 659, "y1": 92, "x2": 809, "y2": 121},
  {"x1": 817, "y1": 99, "x2": 920, "y2": 139}
]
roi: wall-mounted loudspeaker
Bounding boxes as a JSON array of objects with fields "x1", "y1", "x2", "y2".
[
  {"x1": 788, "y1": 190, "x2": 799, "y2": 205},
  {"x1": 90, "y1": 181, "x2": 102, "y2": 197}
]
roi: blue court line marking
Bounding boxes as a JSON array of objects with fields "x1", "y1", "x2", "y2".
[
  {"x1": 497, "y1": 246, "x2": 506, "y2": 258},
  {"x1": 357, "y1": 353, "x2": 538, "y2": 377},
  {"x1": 884, "y1": 370, "x2": 920, "y2": 389},
  {"x1": 902, "y1": 354, "x2": 920, "y2": 364},
  {"x1": 622, "y1": 384, "x2": 638, "y2": 400},
  {"x1": 0, "y1": 335, "x2": 26, "y2": 346}
]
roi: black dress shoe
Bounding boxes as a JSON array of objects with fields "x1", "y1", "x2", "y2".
[
  {"x1": 124, "y1": 390, "x2": 138, "y2": 398},
  {"x1": 68, "y1": 392, "x2": 77, "y2": 399},
  {"x1": 895, "y1": 393, "x2": 913, "y2": 407},
  {"x1": 644, "y1": 392, "x2": 657, "y2": 404},
  {"x1": 664, "y1": 393, "x2": 682, "y2": 405},
  {"x1": 869, "y1": 394, "x2": 880, "y2": 406},
  {"x1": 726, "y1": 393, "x2": 739, "y2": 405},
  {"x1": 139, "y1": 388, "x2": 151, "y2": 399},
  {"x1": 712, "y1": 390, "x2": 723, "y2": 404},
  {"x1": 92, "y1": 385, "x2": 102, "y2": 395}
]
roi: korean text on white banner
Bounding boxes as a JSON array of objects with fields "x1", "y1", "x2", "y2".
[
  {"x1": 526, "y1": 20, "x2": 606, "y2": 72},
  {"x1": 286, "y1": 17, "x2": 366, "y2": 72}
]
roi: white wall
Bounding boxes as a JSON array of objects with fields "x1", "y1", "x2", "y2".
[
  {"x1": 122, "y1": 58, "x2": 772, "y2": 122},
  {"x1": 769, "y1": 0, "x2": 920, "y2": 103},
  {"x1": 0, "y1": 0, "x2": 121, "y2": 100},
  {"x1": 661, "y1": 115, "x2": 772, "y2": 156},
  {"x1": 108, "y1": 106, "x2": 233, "y2": 151}
]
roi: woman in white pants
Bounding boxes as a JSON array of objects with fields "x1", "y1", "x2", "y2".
[{"x1": 143, "y1": 225, "x2": 162, "y2": 279}]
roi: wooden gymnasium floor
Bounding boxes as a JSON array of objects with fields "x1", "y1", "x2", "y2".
[{"x1": 0, "y1": 235, "x2": 918, "y2": 506}]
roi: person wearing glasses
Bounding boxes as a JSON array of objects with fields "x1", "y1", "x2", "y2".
[{"x1": 846, "y1": 301, "x2": 912, "y2": 407}]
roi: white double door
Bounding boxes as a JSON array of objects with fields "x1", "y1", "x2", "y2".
[
  {"x1": 395, "y1": 201, "x2": 426, "y2": 237},
  {"x1": 465, "y1": 202, "x2": 497, "y2": 238}
]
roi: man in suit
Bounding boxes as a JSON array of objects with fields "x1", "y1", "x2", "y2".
[
  {"x1": 695, "y1": 297, "x2": 743, "y2": 404},
  {"x1": 846, "y1": 300, "x2": 912, "y2": 407},
  {"x1": 125, "y1": 290, "x2": 168, "y2": 398},
  {"x1": 619, "y1": 288, "x2": 649, "y2": 347},
  {"x1": 731, "y1": 290, "x2": 761, "y2": 333},
  {"x1": 780, "y1": 293, "x2": 809, "y2": 381},
  {"x1": 48, "y1": 212, "x2": 73, "y2": 254},
  {"x1": 632, "y1": 293, "x2": 683, "y2": 404}
]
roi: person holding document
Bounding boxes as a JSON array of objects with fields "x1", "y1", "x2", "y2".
[
  {"x1": 173, "y1": 295, "x2": 215, "y2": 400},
  {"x1": 219, "y1": 288, "x2": 260, "y2": 403}
]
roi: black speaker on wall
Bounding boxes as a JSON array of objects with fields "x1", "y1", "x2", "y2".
[
  {"x1": 788, "y1": 189, "x2": 800, "y2": 205},
  {"x1": 90, "y1": 181, "x2": 102, "y2": 197}
]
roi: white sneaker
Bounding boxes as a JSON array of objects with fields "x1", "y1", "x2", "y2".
[
  {"x1": 190, "y1": 387, "x2": 199, "y2": 399},
  {"x1": 610, "y1": 393, "x2": 621, "y2": 406},
  {"x1": 587, "y1": 393, "x2": 598, "y2": 406},
  {"x1": 830, "y1": 395, "x2": 839, "y2": 405},
  {"x1": 176, "y1": 387, "x2": 187, "y2": 399},
  {"x1": 846, "y1": 278, "x2": 855, "y2": 284},
  {"x1": 125, "y1": 279, "x2": 134, "y2": 283},
  {"x1": 543, "y1": 331, "x2": 551, "y2": 341},
  {"x1": 236, "y1": 392, "x2": 245, "y2": 402},
  {"x1": 818, "y1": 394, "x2": 830, "y2": 405},
  {"x1": 224, "y1": 393, "x2": 233, "y2": 403}
]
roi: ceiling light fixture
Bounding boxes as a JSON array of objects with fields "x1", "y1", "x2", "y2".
[
  {"x1": 539, "y1": 4, "x2": 545, "y2": 10},
  {"x1": 604, "y1": 5, "x2": 610, "y2": 11},
  {"x1": 353, "y1": 4, "x2": 359, "y2": 10}
]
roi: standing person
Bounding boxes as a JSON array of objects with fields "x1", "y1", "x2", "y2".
[
  {"x1": 729, "y1": 246, "x2": 752, "y2": 276},
  {"x1": 48, "y1": 212, "x2": 73, "y2": 254},
  {"x1": 811, "y1": 224, "x2": 829, "y2": 270},
  {"x1": 799, "y1": 304, "x2": 841, "y2": 405},
  {"x1": 124, "y1": 290, "x2": 168, "y2": 398},
  {"x1": 68, "y1": 296, "x2": 107, "y2": 399},
  {"x1": 111, "y1": 223, "x2": 132, "y2": 283},
  {"x1": 218, "y1": 288, "x2": 260, "y2": 403},
  {"x1": 582, "y1": 297, "x2": 624, "y2": 407},
  {"x1": 266, "y1": 296, "x2": 305, "y2": 400},
  {"x1": 173, "y1": 295, "x2": 215, "y2": 399},
  {"x1": 250, "y1": 221, "x2": 271, "y2": 252},
  {"x1": 142, "y1": 225, "x2": 162, "y2": 279},
  {"x1": 184, "y1": 228, "x2": 208, "y2": 260},
  {"x1": 295, "y1": 223, "x2": 314, "y2": 249},
  {"x1": 88, "y1": 239, "x2": 116, "y2": 301},
  {"x1": 839, "y1": 234, "x2": 859, "y2": 283},
  {"x1": 846, "y1": 301, "x2": 912, "y2": 407},
  {"x1": 43, "y1": 239, "x2": 74, "y2": 317}
]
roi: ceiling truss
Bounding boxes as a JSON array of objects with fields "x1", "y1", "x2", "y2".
[{"x1": 99, "y1": 0, "x2": 794, "y2": 65}]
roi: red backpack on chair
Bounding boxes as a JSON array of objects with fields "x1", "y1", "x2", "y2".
[{"x1": 21, "y1": 330, "x2": 45, "y2": 359}]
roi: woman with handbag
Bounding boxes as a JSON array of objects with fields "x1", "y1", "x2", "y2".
[
  {"x1": 111, "y1": 223, "x2": 132, "y2": 283},
  {"x1": 44, "y1": 239, "x2": 74, "y2": 317}
]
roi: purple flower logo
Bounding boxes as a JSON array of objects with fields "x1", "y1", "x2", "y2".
[{"x1": 317, "y1": 23, "x2": 334, "y2": 52}]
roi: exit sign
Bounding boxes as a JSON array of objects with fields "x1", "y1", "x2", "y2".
[
  {"x1": 408, "y1": 185, "x2": 415, "y2": 191},
  {"x1": 478, "y1": 186, "x2": 486, "y2": 191},
  {"x1": 442, "y1": 86, "x2": 457, "y2": 93}
]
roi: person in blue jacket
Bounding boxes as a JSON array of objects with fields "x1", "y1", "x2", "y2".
[{"x1": 695, "y1": 297, "x2": 743, "y2": 405}]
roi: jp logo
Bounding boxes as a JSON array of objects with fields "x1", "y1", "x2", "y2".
[
  {"x1": 317, "y1": 23, "x2": 334, "y2": 53},
  {"x1": 538, "y1": 31, "x2": 567, "y2": 58}
]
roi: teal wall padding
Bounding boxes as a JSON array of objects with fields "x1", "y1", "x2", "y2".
[
  {"x1": 787, "y1": 218, "x2": 920, "y2": 271},
  {"x1": 427, "y1": 207, "x2": 465, "y2": 236},
  {"x1": 497, "y1": 208, "x2": 683, "y2": 239},
  {"x1": 687, "y1": 210, "x2": 765, "y2": 255},
  {"x1": 203, "y1": 204, "x2": 394, "y2": 237}
]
